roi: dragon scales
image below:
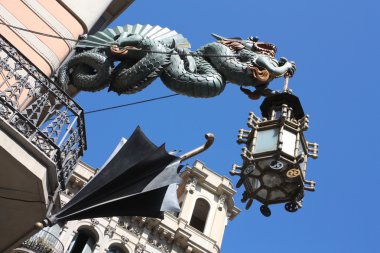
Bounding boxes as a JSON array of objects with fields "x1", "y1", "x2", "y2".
[{"x1": 57, "y1": 25, "x2": 296, "y2": 99}]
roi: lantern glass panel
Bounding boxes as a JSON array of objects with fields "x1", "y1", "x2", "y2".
[
  {"x1": 254, "y1": 128, "x2": 279, "y2": 154},
  {"x1": 270, "y1": 189, "x2": 286, "y2": 200},
  {"x1": 262, "y1": 172, "x2": 283, "y2": 188},
  {"x1": 282, "y1": 129, "x2": 297, "y2": 156},
  {"x1": 273, "y1": 109, "x2": 282, "y2": 120},
  {"x1": 257, "y1": 189, "x2": 268, "y2": 199},
  {"x1": 248, "y1": 178, "x2": 261, "y2": 191},
  {"x1": 251, "y1": 167, "x2": 261, "y2": 176}
]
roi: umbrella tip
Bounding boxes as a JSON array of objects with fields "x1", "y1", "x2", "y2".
[
  {"x1": 34, "y1": 222, "x2": 44, "y2": 229},
  {"x1": 180, "y1": 132, "x2": 215, "y2": 162},
  {"x1": 204, "y1": 133, "x2": 215, "y2": 149}
]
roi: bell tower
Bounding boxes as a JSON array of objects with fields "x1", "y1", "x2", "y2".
[{"x1": 176, "y1": 160, "x2": 240, "y2": 248}]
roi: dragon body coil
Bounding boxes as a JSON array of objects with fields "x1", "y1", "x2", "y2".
[{"x1": 57, "y1": 25, "x2": 296, "y2": 98}]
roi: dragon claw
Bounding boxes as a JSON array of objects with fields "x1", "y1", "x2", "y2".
[{"x1": 240, "y1": 86, "x2": 262, "y2": 100}]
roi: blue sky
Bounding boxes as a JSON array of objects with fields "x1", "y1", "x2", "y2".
[{"x1": 75, "y1": 0, "x2": 379, "y2": 252}]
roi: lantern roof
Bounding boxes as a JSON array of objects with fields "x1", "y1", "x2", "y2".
[{"x1": 260, "y1": 93, "x2": 305, "y2": 120}]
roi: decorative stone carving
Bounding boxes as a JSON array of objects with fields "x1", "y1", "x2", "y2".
[
  {"x1": 185, "y1": 177, "x2": 198, "y2": 194},
  {"x1": 127, "y1": 224, "x2": 142, "y2": 236},
  {"x1": 218, "y1": 194, "x2": 227, "y2": 211},
  {"x1": 135, "y1": 243, "x2": 145, "y2": 253},
  {"x1": 148, "y1": 234, "x2": 170, "y2": 253},
  {"x1": 138, "y1": 217, "x2": 146, "y2": 227},
  {"x1": 118, "y1": 217, "x2": 126, "y2": 227},
  {"x1": 185, "y1": 246, "x2": 193, "y2": 253},
  {"x1": 168, "y1": 235, "x2": 175, "y2": 243},
  {"x1": 121, "y1": 235, "x2": 129, "y2": 243},
  {"x1": 90, "y1": 218, "x2": 99, "y2": 226},
  {"x1": 159, "y1": 231, "x2": 167, "y2": 240},
  {"x1": 105, "y1": 225, "x2": 116, "y2": 237},
  {"x1": 152, "y1": 226, "x2": 160, "y2": 235},
  {"x1": 157, "y1": 243, "x2": 170, "y2": 253}
]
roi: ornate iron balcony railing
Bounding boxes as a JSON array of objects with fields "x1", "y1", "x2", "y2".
[
  {"x1": 0, "y1": 35, "x2": 86, "y2": 188},
  {"x1": 20, "y1": 230, "x2": 64, "y2": 253}
]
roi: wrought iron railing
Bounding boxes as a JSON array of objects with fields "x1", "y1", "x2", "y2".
[
  {"x1": 20, "y1": 230, "x2": 64, "y2": 253},
  {"x1": 0, "y1": 35, "x2": 86, "y2": 188}
]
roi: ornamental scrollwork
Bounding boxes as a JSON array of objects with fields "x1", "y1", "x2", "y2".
[
  {"x1": 90, "y1": 218, "x2": 99, "y2": 226},
  {"x1": 105, "y1": 225, "x2": 116, "y2": 237},
  {"x1": 218, "y1": 194, "x2": 227, "y2": 211},
  {"x1": 135, "y1": 243, "x2": 145, "y2": 253},
  {"x1": 185, "y1": 177, "x2": 198, "y2": 194}
]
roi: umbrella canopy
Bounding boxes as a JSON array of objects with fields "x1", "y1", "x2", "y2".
[{"x1": 51, "y1": 127, "x2": 181, "y2": 223}]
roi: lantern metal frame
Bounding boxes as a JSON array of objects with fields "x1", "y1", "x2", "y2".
[{"x1": 231, "y1": 88, "x2": 318, "y2": 217}]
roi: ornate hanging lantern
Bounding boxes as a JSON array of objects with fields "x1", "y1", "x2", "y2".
[{"x1": 230, "y1": 78, "x2": 318, "y2": 217}]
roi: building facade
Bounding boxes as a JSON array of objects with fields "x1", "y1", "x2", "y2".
[
  {"x1": 17, "y1": 160, "x2": 240, "y2": 253},
  {"x1": 0, "y1": 1, "x2": 133, "y2": 252},
  {"x1": 0, "y1": 0, "x2": 134, "y2": 76}
]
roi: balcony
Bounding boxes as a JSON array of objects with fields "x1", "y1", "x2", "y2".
[
  {"x1": 18, "y1": 230, "x2": 64, "y2": 253},
  {"x1": 0, "y1": 35, "x2": 86, "y2": 188},
  {"x1": 0, "y1": 35, "x2": 86, "y2": 252}
]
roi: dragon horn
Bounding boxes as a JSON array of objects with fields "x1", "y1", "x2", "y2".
[
  {"x1": 211, "y1": 33, "x2": 242, "y2": 41},
  {"x1": 169, "y1": 39, "x2": 177, "y2": 49}
]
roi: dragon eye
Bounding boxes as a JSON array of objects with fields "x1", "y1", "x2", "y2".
[{"x1": 249, "y1": 36, "x2": 259, "y2": 42}]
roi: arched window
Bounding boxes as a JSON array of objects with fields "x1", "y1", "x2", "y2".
[
  {"x1": 107, "y1": 244, "x2": 128, "y2": 253},
  {"x1": 68, "y1": 228, "x2": 97, "y2": 253},
  {"x1": 189, "y1": 198, "x2": 210, "y2": 232}
]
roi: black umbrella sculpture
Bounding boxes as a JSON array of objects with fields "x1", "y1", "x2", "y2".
[{"x1": 41, "y1": 127, "x2": 214, "y2": 227}]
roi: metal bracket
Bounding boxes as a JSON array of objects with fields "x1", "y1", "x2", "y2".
[
  {"x1": 230, "y1": 164, "x2": 242, "y2": 176},
  {"x1": 304, "y1": 180, "x2": 316, "y2": 191},
  {"x1": 241, "y1": 147, "x2": 254, "y2": 162},
  {"x1": 237, "y1": 129, "x2": 250, "y2": 144},
  {"x1": 247, "y1": 112, "x2": 261, "y2": 128},
  {"x1": 307, "y1": 141, "x2": 319, "y2": 159},
  {"x1": 299, "y1": 114, "x2": 310, "y2": 131}
]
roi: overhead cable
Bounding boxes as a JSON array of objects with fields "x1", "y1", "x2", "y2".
[
  {"x1": 0, "y1": 22, "x2": 241, "y2": 58},
  {"x1": 83, "y1": 94, "x2": 180, "y2": 115}
]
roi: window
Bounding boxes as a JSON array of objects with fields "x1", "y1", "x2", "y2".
[
  {"x1": 107, "y1": 245, "x2": 128, "y2": 253},
  {"x1": 189, "y1": 198, "x2": 210, "y2": 232},
  {"x1": 68, "y1": 228, "x2": 97, "y2": 253}
]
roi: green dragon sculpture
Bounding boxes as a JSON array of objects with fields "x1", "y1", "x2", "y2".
[{"x1": 57, "y1": 24, "x2": 296, "y2": 99}]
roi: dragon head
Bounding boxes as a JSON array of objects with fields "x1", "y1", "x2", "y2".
[
  {"x1": 248, "y1": 36, "x2": 277, "y2": 58},
  {"x1": 212, "y1": 33, "x2": 277, "y2": 58},
  {"x1": 110, "y1": 33, "x2": 144, "y2": 57},
  {"x1": 114, "y1": 33, "x2": 144, "y2": 47}
]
